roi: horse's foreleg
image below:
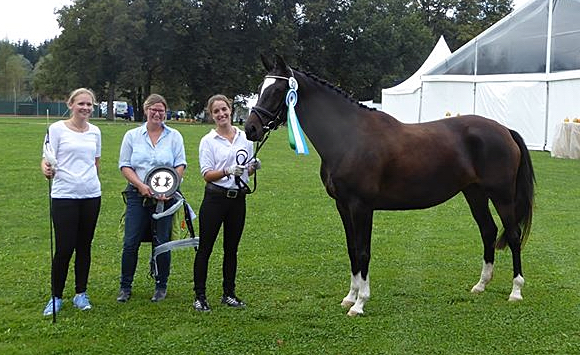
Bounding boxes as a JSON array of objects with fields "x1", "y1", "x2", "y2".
[
  {"x1": 471, "y1": 261, "x2": 494, "y2": 293},
  {"x1": 346, "y1": 273, "x2": 369, "y2": 316},
  {"x1": 336, "y1": 200, "x2": 372, "y2": 316},
  {"x1": 509, "y1": 274, "x2": 525, "y2": 301},
  {"x1": 341, "y1": 273, "x2": 358, "y2": 308},
  {"x1": 340, "y1": 272, "x2": 370, "y2": 316}
]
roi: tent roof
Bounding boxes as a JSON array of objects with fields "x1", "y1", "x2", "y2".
[
  {"x1": 426, "y1": 0, "x2": 580, "y2": 76},
  {"x1": 383, "y1": 36, "x2": 451, "y2": 95}
]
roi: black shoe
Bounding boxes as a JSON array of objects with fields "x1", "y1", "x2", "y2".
[
  {"x1": 151, "y1": 289, "x2": 167, "y2": 302},
  {"x1": 221, "y1": 295, "x2": 246, "y2": 308},
  {"x1": 194, "y1": 296, "x2": 211, "y2": 312},
  {"x1": 116, "y1": 289, "x2": 131, "y2": 303}
]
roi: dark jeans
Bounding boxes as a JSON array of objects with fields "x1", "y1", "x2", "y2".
[
  {"x1": 51, "y1": 197, "x2": 101, "y2": 298},
  {"x1": 120, "y1": 189, "x2": 175, "y2": 291},
  {"x1": 193, "y1": 188, "x2": 246, "y2": 297}
]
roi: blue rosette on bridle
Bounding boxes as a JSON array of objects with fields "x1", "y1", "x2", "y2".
[{"x1": 285, "y1": 79, "x2": 309, "y2": 155}]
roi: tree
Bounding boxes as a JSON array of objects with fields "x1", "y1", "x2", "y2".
[
  {"x1": 297, "y1": 0, "x2": 433, "y2": 101},
  {"x1": 0, "y1": 41, "x2": 33, "y2": 100},
  {"x1": 28, "y1": 0, "x2": 517, "y2": 113},
  {"x1": 415, "y1": 0, "x2": 513, "y2": 50}
]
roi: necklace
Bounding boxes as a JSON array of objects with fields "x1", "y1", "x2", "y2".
[
  {"x1": 67, "y1": 119, "x2": 88, "y2": 133},
  {"x1": 218, "y1": 126, "x2": 235, "y2": 140}
]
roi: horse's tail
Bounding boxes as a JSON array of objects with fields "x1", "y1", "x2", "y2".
[{"x1": 496, "y1": 130, "x2": 535, "y2": 250}]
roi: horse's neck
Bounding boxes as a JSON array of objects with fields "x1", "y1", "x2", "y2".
[{"x1": 295, "y1": 78, "x2": 380, "y2": 160}]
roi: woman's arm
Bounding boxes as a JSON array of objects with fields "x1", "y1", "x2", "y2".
[
  {"x1": 121, "y1": 166, "x2": 152, "y2": 197},
  {"x1": 95, "y1": 157, "x2": 101, "y2": 175}
]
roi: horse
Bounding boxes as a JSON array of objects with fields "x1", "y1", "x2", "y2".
[{"x1": 245, "y1": 55, "x2": 535, "y2": 316}]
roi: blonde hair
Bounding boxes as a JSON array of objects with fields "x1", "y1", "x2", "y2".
[
  {"x1": 67, "y1": 88, "x2": 96, "y2": 107},
  {"x1": 143, "y1": 94, "x2": 168, "y2": 112},
  {"x1": 206, "y1": 94, "x2": 232, "y2": 114}
]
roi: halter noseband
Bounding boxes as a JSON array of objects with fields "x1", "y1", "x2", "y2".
[{"x1": 250, "y1": 71, "x2": 294, "y2": 133}]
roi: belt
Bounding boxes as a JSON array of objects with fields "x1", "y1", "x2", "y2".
[{"x1": 205, "y1": 183, "x2": 245, "y2": 199}]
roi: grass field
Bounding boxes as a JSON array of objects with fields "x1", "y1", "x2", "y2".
[{"x1": 0, "y1": 116, "x2": 579, "y2": 354}]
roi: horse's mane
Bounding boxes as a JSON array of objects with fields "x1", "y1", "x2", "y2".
[{"x1": 300, "y1": 69, "x2": 376, "y2": 112}]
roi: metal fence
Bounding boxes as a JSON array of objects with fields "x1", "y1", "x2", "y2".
[{"x1": 0, "y1": 100, "x2": 90, "y2": 117}]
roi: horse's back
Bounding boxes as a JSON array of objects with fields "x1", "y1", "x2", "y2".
[
  {"x1": 336, "y1": 114, "x2": 522, "y2": 210},
  {"x1": 397, "y1": 115, "x2": 519, "y2": 161}
]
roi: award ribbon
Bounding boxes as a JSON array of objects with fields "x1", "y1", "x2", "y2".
[{"x1": 285, "y1": 78, "x2": 309, "y2": 155}]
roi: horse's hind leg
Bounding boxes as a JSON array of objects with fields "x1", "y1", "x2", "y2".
[
  {"x1": 492, "y1": 201, "x2": 525, "y2": 301},
  {"x1": 463, "y1": 187, "x2": 498, "y2": 294}
]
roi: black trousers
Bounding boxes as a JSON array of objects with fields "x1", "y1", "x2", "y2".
[
  {"x1": 193, "y1": 187, "x2": 246, "y2": 297},
  {"x1": 51, "y1": 197, "x2": 101, "y2": 298}
]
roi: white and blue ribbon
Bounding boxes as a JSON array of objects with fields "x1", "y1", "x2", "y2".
[{"x1": 285, "y1": 86, "x2": 309, "y2": 155}]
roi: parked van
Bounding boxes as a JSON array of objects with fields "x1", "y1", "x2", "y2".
[{"x1": 100, "y1": 101, "x2": 129, "y2": 118}]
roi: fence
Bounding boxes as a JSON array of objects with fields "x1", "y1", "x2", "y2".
[{"x1": 0, "y1": 100, "x2": 96, "y2": 117}]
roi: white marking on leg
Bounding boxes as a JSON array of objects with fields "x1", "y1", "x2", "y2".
[
  {"x1": 471, "y1": 261, "x2": 494, "y2": 293},
  {"x1": 347, "y1": 273, "x2": 369, "y2": 316},
  {"x1": 341, "y1": 273, "x2": 358, "y2": 308},
  {"x1": 508, "y1": 274, "x2": 525, "y2": 301}
]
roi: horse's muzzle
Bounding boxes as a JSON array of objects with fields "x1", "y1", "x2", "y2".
[{"x1": 244, "y1": 115, "x2": 263, "y2": 141}]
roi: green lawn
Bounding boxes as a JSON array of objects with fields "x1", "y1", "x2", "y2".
[{"x1": 0, "y1": 117, "x2": 579, "y2": 354}]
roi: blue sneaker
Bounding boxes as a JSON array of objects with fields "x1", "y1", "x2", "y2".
[
  {"x1": 73, "y1": 292, "x2": 92, "y2": 311},
  {"x1": 43, "y1": 297, "x2": 63, "y2": 316}
]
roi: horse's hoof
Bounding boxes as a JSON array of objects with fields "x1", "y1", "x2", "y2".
[
  {"x1": 508, "y1": 294, "x2": 523, "y2": 302},
  {"x1": 341, "y1": 299, "x2": 355, "y2": 308},
  {"x1": 470, "y1": 284, "x2": 485, "y2": 293},
  {"x1": 347, "y1": 309, "x2": 362, "y2": 317}
]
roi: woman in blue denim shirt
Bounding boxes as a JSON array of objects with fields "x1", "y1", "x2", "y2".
[{"x1": 117, "y1": 94, "x2": 187, "y2": 303}]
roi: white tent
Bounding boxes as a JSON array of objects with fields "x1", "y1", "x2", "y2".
[
  {"x1": 381, "y1": 0, "x2": 580, "y2": 150},
  {"x1": 381, "y1": 36, "x2": 451, "y2": 123}
]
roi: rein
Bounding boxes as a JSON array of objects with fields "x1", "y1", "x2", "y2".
[
  {"x1": 233, "y1": 130, "x2": 271, "y2": 194},
  {"x1": 242, "y1": 73, "x2": 293, "y2": 194},
  {"x1": 242, "y1": 70, "x2": 302, "y2": 192}
]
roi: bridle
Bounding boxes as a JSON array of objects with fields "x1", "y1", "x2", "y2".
[
  {"x1": 242, "y1": 71, "x2": 296, "y2": 193},
  {"x1": 250, "y1": 73, "x2": 294, "y2": 136}
]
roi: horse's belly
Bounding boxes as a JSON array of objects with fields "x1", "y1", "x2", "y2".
[{"x1": 372, "y1": 187, "x2": 461, "y2": 211}]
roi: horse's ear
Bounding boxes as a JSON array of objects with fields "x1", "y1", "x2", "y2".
[
  {"x1": 261, "y1": 54, "x2": 274, "y2": 71},
  {"x1": 274, "y1": 54, "x2": 288, "y2": 70}
]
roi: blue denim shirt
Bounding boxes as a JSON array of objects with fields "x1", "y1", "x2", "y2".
[{"x1": 119, "y1": 123, "x2": 187, "y2": 181}]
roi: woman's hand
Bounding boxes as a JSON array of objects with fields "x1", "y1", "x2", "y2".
[
  {"x1": 136, "y1": 182, "x2": 153, "y2": 197},
  {"x1": 155, "y1": 193, "x2": 172, "y2": 201},
  {"x1": 41, "y1": 159, "x2": 55, "y2": 179}
]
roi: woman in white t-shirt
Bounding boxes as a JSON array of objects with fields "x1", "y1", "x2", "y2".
[{"x1": 40, "y1": 88, "x2": 102, "y2": 316}]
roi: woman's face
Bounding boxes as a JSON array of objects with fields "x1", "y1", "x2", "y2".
[
  {"x1": 210, "y1": 100, "x2": 231, "y2": 127},
  {"x1": 69, "y1": 93, "x2": 94, "y2": 120},
  {"x1": 146, "y1": 102, "x2": 166, "y2": 126}
]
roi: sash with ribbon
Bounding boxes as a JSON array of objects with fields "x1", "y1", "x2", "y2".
[{"x1": 286, "y1": 77, "x2": 309, "y2": 155}]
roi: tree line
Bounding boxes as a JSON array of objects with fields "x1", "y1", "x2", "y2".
[{"x1": 1, "y1": 0, "x2": 513, "y2": 120}]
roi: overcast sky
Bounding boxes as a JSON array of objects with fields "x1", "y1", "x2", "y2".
[{"x1": 0, "y1": 0, "x2": 531, "y2": 46}]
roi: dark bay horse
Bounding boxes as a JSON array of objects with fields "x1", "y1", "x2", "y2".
[{"x1": 245, "y1": 55, "x2": 535, "y2": 316}]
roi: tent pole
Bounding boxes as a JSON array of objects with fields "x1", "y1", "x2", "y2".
[{"x1": 543, "y1": 0, "x2": 554, "y2": 150}]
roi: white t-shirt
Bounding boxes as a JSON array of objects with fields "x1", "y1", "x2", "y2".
[
  {"x1": 199, "y1": 126, "x2": 254, "y2": 189},
  {"x1": 44, "y1": 120, "x2": 101, "y2": 199}
]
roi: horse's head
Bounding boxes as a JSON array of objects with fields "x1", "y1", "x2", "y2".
[{"x1": 245, "y1": 54, "x2": 294, "y2": 142}]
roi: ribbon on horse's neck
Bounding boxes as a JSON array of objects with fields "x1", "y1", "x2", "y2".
[
  {"x1": 285, "y1": 78, "x2": 308, "y2": 155},
  {"x1": 250, "y1": 69, "x2": 309, "y2": 155}
]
